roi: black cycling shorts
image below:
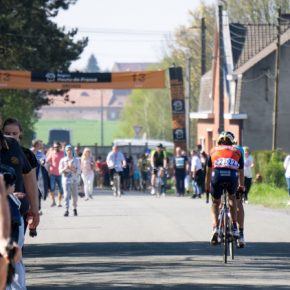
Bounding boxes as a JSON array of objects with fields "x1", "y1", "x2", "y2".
[{"x1": 210, "y1": 168, "x2": 238, "y2": 199}]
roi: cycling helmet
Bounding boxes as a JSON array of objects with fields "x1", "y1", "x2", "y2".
[{"x1": 217, "y1": 131, "x2": 235, "y2": 145}]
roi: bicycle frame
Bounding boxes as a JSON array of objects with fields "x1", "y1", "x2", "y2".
[{"x1": 217, "y1": 184, "x2": 235, "y2": 263}]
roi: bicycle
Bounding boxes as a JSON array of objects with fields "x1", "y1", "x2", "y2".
[
  {"x1": 216, "y1": 182, "x2": 237, "y2": 263},
  {"x1": 155, "y1": 167, "x2": 165, "y2": 197}
]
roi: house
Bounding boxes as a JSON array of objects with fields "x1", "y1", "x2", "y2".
[
  {"x1": 190, "y1": 11, "x2": 290, "y2": 153},
  {"x1": 39, "y1": 62, "x2": 157, "y2": 121}
]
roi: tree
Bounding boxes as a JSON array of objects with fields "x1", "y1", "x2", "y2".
[
  {"x1": 117, "y1": 3, "x2": 216, "y2": 144},
  {"x1": 85, "y1": 54, "x2": 100, "y2": 72},
  {"x1": 118, "y1": 89, "x2": 172, "y2": 141},
  {"x1": 0, "y1": 0, "x2": 88, "y2": 146},
  {"x1": 223, "y1": 0, "x2": 290, "y2": 23}
]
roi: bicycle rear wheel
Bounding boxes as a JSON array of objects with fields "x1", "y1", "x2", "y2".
[{"x1": 223, "y1": 206, "x2": 228, "y2": 263}]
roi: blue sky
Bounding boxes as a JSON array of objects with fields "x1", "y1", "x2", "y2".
[{"x1": 54, "y1": 0, "x2": 215, "y2": 71}]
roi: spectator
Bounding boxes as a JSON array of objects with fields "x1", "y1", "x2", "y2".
[
  {"x1": 59, "y1": 144, "x2": 81, "y2": 217},
  {"x1": 243, "y1": 146, "x2": 255, "y2": 203},
  {"x1": 200, "y1": 151, "x2": 209, "y2": 202},
  {"x1": 1, "y1": 118, "x2": 39, "y2": 289},
  {"x1": 46, "y1": 142, "x2": 64, "y2": 207},
  {"x1": 1, "y1": 165, "x2": 22, "y2": 289},
  {"x1": 191, "y1": 149, "x2": 203, "y2": 198},
  {"x1": 283, "y1": 153, "x2": 290, "y2": 206},
  {"x1": 80, "y1": 148, "x2": 95, "y2": 200},
  {"x1": 31, "y1": 139, "x2": 46, "y2": 165},
  {"x1": 173, "y1": 147, "x2": 189, "y2": 196},
  {"x1": 133, "y1": 165, "x2": 141, "y2": 191},
  {"x1": 95, "y1": 157, "x2": 103, "y2": 189},
  {"x1": 0, "y1": 174, "x2": 11, "y2": 290},
  {"x1": 138, "y1": 153, "x2": 151, "y2": 192},
  {"x1": 2, "y1": 118, "x2": 39, "y2": 230}
]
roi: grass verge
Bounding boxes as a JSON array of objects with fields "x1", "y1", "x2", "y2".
[{"x1": 249, "y1": 183, "x2": 289, "y2": 208}]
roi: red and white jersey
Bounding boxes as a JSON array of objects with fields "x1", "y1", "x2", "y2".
[{"x1": 208, "y1": 145, "x2": 244, "y2": 170}]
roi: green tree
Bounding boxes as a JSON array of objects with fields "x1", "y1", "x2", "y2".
[
  {"x1": 118, "y1": 2, "x2": 216, "y2": 145},
  {"x1": 223, "y1": 0, "x2": 290, "y2": 23},
  {"x1": 0, "y1": 0, "x2": 88, "y2": 146},
  {"x1": 118, "y1": 89, "x2": 172, "y2": 141},
  {"x1": 85, "y1": 54, "x2": 100, "y2": 72}
]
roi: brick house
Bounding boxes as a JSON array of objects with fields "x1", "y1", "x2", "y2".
[{"x1": 190, "y1": 12, "x2": 290, "y2": 153}]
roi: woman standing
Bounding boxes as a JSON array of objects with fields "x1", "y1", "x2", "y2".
[
  {"x1": 59, "y1": 145, "x2": 80, "y2": 217},
  {"x1": 80, "y1": 148, "x2": 95, "y2": 200},
  {"x1": 243, "y1": 146, "x2": 255, "y2": 203}
]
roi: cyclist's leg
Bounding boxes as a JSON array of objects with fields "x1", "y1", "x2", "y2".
[
  {"x1": 228, "y1": 173, "x2": 238, "y2": 218},
  {"x1": 151, "y1": 168, "x2": 157, "y2": 194},
  {"x1": 236, "y1": 192, "x2": 244, "y2": 230},
  {"x1": 236, "y1": 190, "x2": 246, "y2": 247}
]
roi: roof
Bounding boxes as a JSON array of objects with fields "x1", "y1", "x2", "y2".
[
  {"x1": 230, "y1": 23, "x2": 290, "y2": 73},
  {"x1": 112, "y1": 62, "x2": 157, "y2": 72},
  {"x1": 44, "y1": 89, "x2": 113, "y2": 108},
  {"x1": 197, "y1": 70, "x2": 213, "y2": 112}
]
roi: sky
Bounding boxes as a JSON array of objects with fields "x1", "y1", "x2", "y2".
[{"x1": 54, "y1": 0, "x2": 215, "y2": 71}]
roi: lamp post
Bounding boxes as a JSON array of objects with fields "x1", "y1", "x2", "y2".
[{"x1": 100, "y1": 90, "x2": 104, "y2": 146}]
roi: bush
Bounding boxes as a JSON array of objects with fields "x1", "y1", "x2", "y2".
[{"x1": 252, "y1": 150, "x2": 287, "y2": 188}]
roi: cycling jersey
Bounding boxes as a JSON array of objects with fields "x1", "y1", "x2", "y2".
[
  {"x1": 208, "y1": 145, "x2": 243, "y2": 199},
  {"x1": 151, "y1": 150, "x2": 167, "y2": 168},
  {"x1": 208, "y1": 145, "x2": 244, "y2": 170}
]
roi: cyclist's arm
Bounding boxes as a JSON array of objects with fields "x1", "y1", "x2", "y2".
[
  {"x1": 238, "y1": 168, "x2": 245, "y2": 188},
  {"x1": 150, "y1": 152, "x2": 155, "y2": 168},
  {"x1": 205, "y1": 166, "x2": 212, "y2": 192}
]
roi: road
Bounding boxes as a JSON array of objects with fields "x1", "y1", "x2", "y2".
[{"x1": 25, "y1": 190, "x2": 290, "y2": 289}]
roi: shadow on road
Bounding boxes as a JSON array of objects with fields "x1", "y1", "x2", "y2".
[{"x1": 25, "y1": 241, "x2": 290, "y2": 290}]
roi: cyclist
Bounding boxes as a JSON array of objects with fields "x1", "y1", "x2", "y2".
[
  {"x1": 205, "y1": 131, "x2": 245, "y2": 245},
  {"x1": 233, "y1": 142, "x2": 246, "y2": 248},
  {"x1": 150, "y1": 144, "x2": 167, "y2": 195},
  {"x1": 106, "y1": 146, "x2": 126, "y2": 194}
]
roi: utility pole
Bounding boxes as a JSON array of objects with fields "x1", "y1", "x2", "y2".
[
  {"x1": 100, "y1": 90, "x2": 104, "y2": 146},
  {"x1": 218, "y1": 5, "x2": 224, "y2": 133},
  {"x1": 201, "y1": 17, "x2": 206, "y2": 75},
  {"x1": 185, "y1": 54, "x2": 192, "y2": 151},
  {"x1": 272, "y1": 8, "x2": 281, "y2": 151}
]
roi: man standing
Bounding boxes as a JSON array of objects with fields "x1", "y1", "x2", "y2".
[
  {"x1": 150, "y1": 144, "x2": 167, "y2": 195},
  {"x1": 173, "y1": 147, "x2": 189, "y2": 196},
  {"x1": 46, "y1": 142, "x2": 64, "y2": 207},
  {"x1": 191, "y1": 149, "x2": 203, "y2": 198}
]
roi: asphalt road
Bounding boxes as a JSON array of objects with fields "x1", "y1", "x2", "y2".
[{"x1": 25, "y1": 190, "x2": 290, "y2": 289}]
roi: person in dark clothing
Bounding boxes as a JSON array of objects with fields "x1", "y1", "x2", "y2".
[
  {"x1": 2, "y1": 118, "x2": 39, "y2": 230},
  {"x1": 173, "y1": 147, "x2": 189, "y2": 196}
]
